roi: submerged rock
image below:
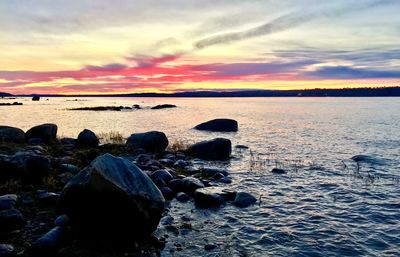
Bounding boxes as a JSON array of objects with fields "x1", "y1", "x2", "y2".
[
  {"x1": 351, "y1": 155, "x2": 385, "y2": 165},
  {"x1": 271, "y1": 168, "x2": 286, "y2": 174},
  {"x1": 194, "y1": 118, "x2": 238, "y2": 132},
  {"x1": 233, "y1": 192, "x2": 257, "y2": 208},
  {"x1": 58, "y1": 153, "x2": 165, "y2": 240},
  {"x1": 76, "y1": 129, "x2": 99, "y2": 148},
  {"x1": 194, "y1": 188, "x2": 225, "y2": 208},
  {"x1": 186, "y1": 138, "x2": 232, "y2": 160},
  {"x1": 0, "y1": 126, "x2": 25, "y2": 143},
  {"x1": 126, "y1": 131, "x2": 168, "y2": 152},
  {"x1": 25, "y1": 124, "x2": 57, "y2": 144}
]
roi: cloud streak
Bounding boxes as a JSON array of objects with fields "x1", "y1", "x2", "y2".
[{"x1": 193, "y1": 0, "x2": 395, "y2": 49}]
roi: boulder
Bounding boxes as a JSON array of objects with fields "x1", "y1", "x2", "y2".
[
  {"x1": 126, "y1": 131, "x2": 168, "y2": 152},
  {"x1": 32, "y1": 95, "x2": 40, "y2": 101},
  {"x1": 0, "y1": 126, "x2": 25, "y2": 143},
  {"x1": 233, "y1": 192, "x2": 257, "y2": 208},
  {"x1": 271, "y1": 168, "x2": 286, "y2": 174},
  {"x1": 0, "y1": 208, "x2": 24, "y2": 232},
  {"x1": 58, "y1": 153, "x2": 165, "y2": 240},
  {"x1": 0, "y1": 194, "x2": 18, "y2": 211},
  {"x1": 186, "y1": 138, "x2": 232, "y2": 160},
  {"x1": 194, "y1": 119, "x2": 238, "y2": 132},
  {"x1": 76, "y1": 129, "x2": 99, "y2": 148},
  {"x1": 26, "y1": 124, "x2": 57, "y2": 144},
  {"x1": 194, "y1": 188, "x2": 225, "y2": 208},
  {"x1": 10, "y1": 150, "x2": 51, "y2": 185}
]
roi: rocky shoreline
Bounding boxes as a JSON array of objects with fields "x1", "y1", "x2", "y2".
[{"x1": 0, "y1": 120, "x2": 256, "y2": 257}]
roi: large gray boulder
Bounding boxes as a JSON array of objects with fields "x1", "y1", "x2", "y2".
[
  {"x1": 194, "y1": 119, "x2": 238, "y2": 132},
  {"x1": 126, "y1": 131, "x2": 168, "y2": 152},
  {"x1": 186, "y1": 138, "x2": 232, "y2": 160},
  {"x1": 0, "y1": 126, "x2": 25, "y2": 143},
  {"x1": 76, "y1": 129, "x2": 99, "y2": 148},
  {"x1": 58, "y1": 154, "x2": 165, "y2": 240},
  {"x1": 26, "y1": 124, "x2": 57, "y2": 144}
]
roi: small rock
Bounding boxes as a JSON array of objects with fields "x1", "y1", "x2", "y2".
[
  {"x1": 0, "y1": 244, "x2": 15, "y2": 256},
  {"x1": 204, "y1": 244, "x2": 218, "y2": 251},
  {"x1": 182, "y1": 177, "x2": 205, "y2": 194},
  {"x1": 151, "y1": 169, "x2": 174, "y2": 183},
  {"x1": 176, "y1": 192, "x2": 190, "y2": 202},
  {"x1": 217, "y1": 177, "x2": 232, "y2": 184},
  {"x1": 173, "y1": 160, "x2": 189, "y2": 169},
  {"x1": 58, "y1": 164, "x2": 79, "y2": 174},
  {"x1": 0, "y1": 208, "x2": 24, "y2": 232},
  {"x1": 160, "y1": 187, "x2": 175, "y2": 200},
  {"x1": 0, "y1": 194, "x2": 18, "y2": 211},
  {"x1": 159, "y1": 158, "x2": 174, "y2": 166},
  {"x1": 194, "y1": 188, "x2": 225, "y2": 208},
  {"x1": 28, "y1": 226, "x2": 72, "y2": 257},
  {"x1": 233, "y1": 192, "x2": 257, "y2": 208},
  {"x1": 169, "y1": 179, "x2": 184, "y2": 193},
  {"x1": 235, "y1": 145, "x2": 249, "y2": 149},
  {"x1": 212, "y1": 173, "x2": 225, "y2": 180},
  {"x1": 201, "y1": 167, "x2": 229, "y2": 177},
  {"x1": 37, "y1": 191, "x2": 60, "y2": 206},
  {"x1": 151, "y1": 104, "x2": 177, "y2": 110}
]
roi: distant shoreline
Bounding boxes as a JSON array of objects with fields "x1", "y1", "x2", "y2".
[{"x1": 2, "y1": 86, "x2": 400, "y2": 98}]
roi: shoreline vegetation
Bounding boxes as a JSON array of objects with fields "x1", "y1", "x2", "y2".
[
  {"x1": 0, "y1": 119, "x2": 255, "y2": 256},
  {"x1": 1, "y1": 86, "x2": 400, "y2": 98}
]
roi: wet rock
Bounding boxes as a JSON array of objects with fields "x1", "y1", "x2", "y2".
[
  {"x1": 182, "y1": 177, "x2": 205, "y2": 194},
  {"x1": 201, "y1": 167, "x2": 229, "y2": 177},
  {"x1": 58, "y1": 172, "x2": 74, "y2": 184},
  {"x1": 37, "y1": 191, "x2": 60, "y2": 206},
  {"x1": 351, "y1": 155, "x2": 385, "y2": 165},
  {"x1": 0, "y1": 194, "x2": 18, "y2": 211},
  {"x1": 0, "y1": 208, "x2": 24, "y2": 232},
  {"x1": 173, "y1": 159, "x2": 189, "y2": 169},
  {"x1": 176, "y1": 192, "x2": 190, "y2": 202},
  {"x1": 233, "y1": 192, "x2": 257, "y2": 208},
  {"x1": 271, "y1": 168, "x2": 286, "y2": 174},
  {"x1": 194, "y1": 188, "x2": 225, "y2": 208},
  {"x1": 194, "y1": 118, "x2": 238, "y2": 132},
  {"x1": 169, "y1": 179, "x2": 184, "y2": 193},
  {"x1": 0, "y1": 126, "x2": 25, "y2": 143},
  {"x1": 151, "y1": 104, "x2": 177, "y2": 110},
  {"x1": 159, "y1": 158, "x2": 174, "y2": 166},
  {"x1": 76, "y1": 129, "x2": 99, "y2": 148},
  {"x1": 217, "y1": 177, "x2": 232, "y2": 184},
  {"x1": 25, "y1": 123, "x2": 57, "y2": 144},
  {"x1": 153, "y1": 177, "x2": 168, "y2": 189},
  {"x1": 59, "y1": 164, "x2": 79, "y2": 174},
  {"x1": 235, "y1": 145, "x2": 249, "y2": 149},
  {"x1": 133, "y1": 104, "x2": 141, "y2": 109},
  {"x1": 58, "y1": 153, "x2": 165, "y2": 240},
  {"x1": 0, "y1": 244, "x2": 15, "y2": 256},
  {"x1": 186, "y1": 138, "x2": 232, "y2": 160},
  {"x1": 28, "y1": 226, "x2": 72, "y2": 257},
  {"x1": 160, "y1": 187, "x2": 175, "y2": 200},
  {"x1": 151, "y1": 169, "x2": 174, "y2": 183},
  {"x1": 54, "y1": 215, "x2": 70, "y2": 227},
  {"x1": 213, "y1": 172, "x2": 225, "y2": 180},
  {"x1": 126, "y1": 131, "x2": 168, "y2": 152}
]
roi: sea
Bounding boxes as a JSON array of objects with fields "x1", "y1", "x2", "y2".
[{"x1": 1, "y1": 97, "x2": 399, "y2": 257}]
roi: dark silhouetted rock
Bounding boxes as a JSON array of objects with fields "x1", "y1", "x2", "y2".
[
  {"x1": 54, "y1": 215, "x2": 70, "y2": 227},
  {"x1": 351, "y1": 155, "x2": 385, "y2": 165},
  {"x1": 32, "y1": 95, "x2": 40, "y2": 101},
  {"x1": 59, "y1": 164, "x2": 79, "y2": 174},
  {"x1": 37, "y1": 191, "x2": 60, "y2": 207},
  {"x1": 194, "y1": 188, "x2": 225, "y2": 208},
  {"x1": 169, "y1": 179, "x2": 184, "y2": 193},
  {"x1": 28, "y1": 226, "x2": 72, "y2": 257},
  {"x1": 0, "y1": 194, "x2": 18, "y2": 211},
  {"x1": 151, "y1": 169, "x2": 174, "y2": 183},
  {"x1": 58, "y1": 154, "x2": 165, "y2": 240},
  {"x1": 26, "y1": 124, "x2": 57, "y2": 144},
  {"x1": 201, "y1": 167, "x2": 229, "y2": 177},
  {"x1": 0, "y1": 244, "x2": 15, "y2": 256},
  {"x1": 0, "y1": 126, "x2": 25, "y2": 143},
  {"x1": 194, "y1": 118, "x2": 238, "y2": 132},
  {"x1": 126, "y1": 131, "x2": 168, "y2": 152},
  {"x1": 186, "y1": 138, "x2": 231, "y2": 160},
  {"x1": 0, "y1": 209, "x2": 24, "y2": 232},
  {"x1": 233, "y1": 192, "x2": 257, "y2": 208},
  {"x1": 160, "y1": 187, "x2": 174, "y2": 200},
  {"x1": 76, "y1": 129, "x2": 99, "y2": 148},
  {"x1": 271, "y1": 168, "x2": 286, "y2": 174},
  {"x1": 69, "y1": 106, "x2": 131, "y2": 111},
  {"x1": 204, "y1": 244, "x2": 218, "y2": 251},
  {"x1": 176, "y1": 192, "x2": 190, "y2": 202},
  {"x1": 0, "y1": 102, "x2": 23, "y2": 106},
  {"x1": 151, "y1": 104, "x2": 177, "y2": 110},
  {"x1": 10, "y1": 150, "x2": 51, "y2": 185}
]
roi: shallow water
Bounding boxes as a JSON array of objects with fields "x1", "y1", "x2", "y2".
[{"x1": 1, "y1": 97, "x2": 399, "y2": 256}]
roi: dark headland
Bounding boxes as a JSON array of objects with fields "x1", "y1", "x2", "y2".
[{"x1": 2, "y1": 86, "x2": 400, "y2": 98}]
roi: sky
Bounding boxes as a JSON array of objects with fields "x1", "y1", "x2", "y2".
[{"x1": 0, "y1": 0, "x2": 399, "y2": 95}]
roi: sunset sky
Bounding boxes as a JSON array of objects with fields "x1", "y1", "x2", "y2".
[{"x1": 1, "y1": 0, "x2": 399, "y2": 94}]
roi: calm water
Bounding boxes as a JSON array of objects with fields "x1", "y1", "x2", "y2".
[{"x1": 1, "y1": 97, "x2": 400, "y2": 256}]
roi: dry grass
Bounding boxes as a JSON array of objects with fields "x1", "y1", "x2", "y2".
[
  {"x1": 168, "y1": 139, "x2": 190, "y2": 152},
  {"x1": 98, "y1": 131, "x2": 125, "y2": 144}
]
